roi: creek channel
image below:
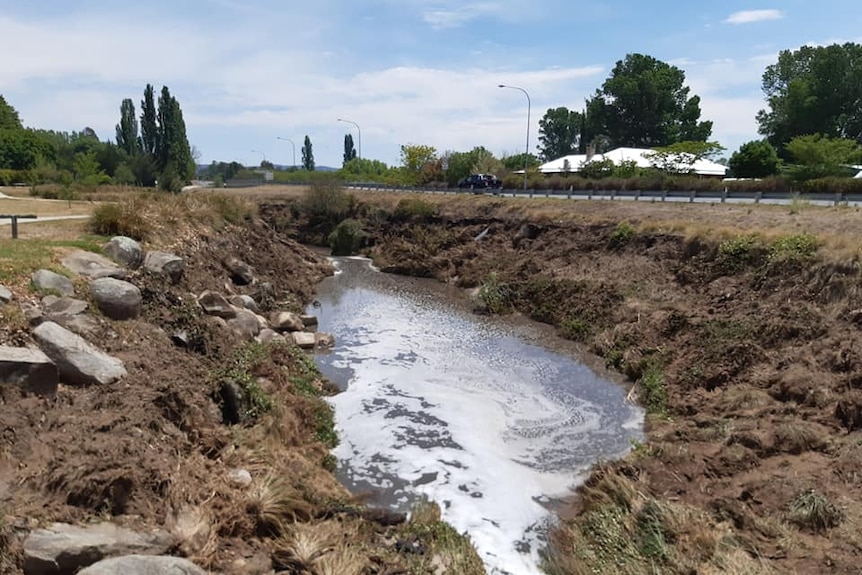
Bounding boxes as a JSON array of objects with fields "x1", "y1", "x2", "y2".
[{"x1": 308, "y1": 257, "x2": 644, "y2": 575}]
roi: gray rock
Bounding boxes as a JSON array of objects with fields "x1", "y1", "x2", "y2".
[
  {"x1": 31, "y1": 270, "x2": 74, "y2": 297},
  {"x1": 77, "y1": 555, "x2": 206, "y2": 575},
  {"x1": 53, "y1": 314, "x2": 107, "y2": 339},
  {"x1": 292, "y1": 332, "x2": 316, "y2": 349},
  {"x1": 0, "y1": 346, "x2": 58, "y2": 396},
  {"x1": 20, "y1": 302, "x2": 44, "y2": 326},
  {"x1": 315, "y1": 333, "x2": 336, "y2": 348},
  {"x1": 33, "y1": 322, "x2": 126, "y2": 386},
  {"x1": 143, "y1": 251, "x2": 184, "y2": 284},
  {"x1": 42, "y1": 296, "x2": 88, "y2": 317},
  {"x1": 60, "y1": 250, "x2": 126, "y2": 279},
  {"x1": 229, "y1": 294, "x2": 259, "y2": 313},
  {"x1": 227, "y1": 309, "x2": 261, "y2": 341},
  {"x1": 227, "y1": 468, "x2": 253, "y2": 488},
  {"x1": 300, "y1": 314, "x2": 319, "y2": 328},
  {"x1": 0, "y1": 284, "x2": 12, "y2": 304},
  {"x1": 223, "y1": 256, "x2": 255, "y2": 286},
  {"x1": 23, "y1": 523, "x2": 172, "y2": 575},
  {"x1": 257, "y1": 329, "x2": 285, "y2": 344},
  {"x1": 103, "y1": 236, "x2": 143, "y2": 269},
  {"x1": 270, "y1": 311, "x2": 304, "y2": 332},
  {"x1": 89, "y1": 278, "x2": 142, "y2": 320},
  {"x1": 197, "y1": 291, "x2": 236, "y2": 319}
]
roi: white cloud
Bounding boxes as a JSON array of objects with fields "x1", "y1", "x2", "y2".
[
  {"x1": 723, "y1": 9, "x2": 783, "y2": 25},
  {"x1": 422, "y1": 3, "x2": 503, "y2": 28}
]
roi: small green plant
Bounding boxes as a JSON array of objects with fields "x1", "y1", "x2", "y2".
[
  {"x1": 213, "y1": 342, "x2": 274, "y2": 421},
  {"x1": 788, "y1": 192, "x2": 811, "y2": 214},
  {"x1": 394, "y1": 197, "x2": 436, "y2": 220},
  {"x1": 788, "y1": 489, "x2": 844, "y2": 532},
  {"x1": 609, "y1": 221, "x2": 636, "y2": 249},
  {"x1": 474, "y1": 272, "x2": 512, "y2": 315},
  {"x1": 328, "y1": 219, "x2": 367, "y2": 256},
  {"x1": 717, "y1": 234, "x2": 759, "y2": 271},
  {"x1": 769, "y1": 233, "x2": 818, "y2": 262},
  {"x1": 641, "y1": 365, "x2": 668, "y2": 416},
  {"x1": 561, "y1": 316, "x2": 592, "y2": 341}
]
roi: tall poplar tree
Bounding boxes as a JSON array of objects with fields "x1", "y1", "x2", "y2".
[
  {"x1": 343, "y1": 134, "x2": 357, "y2": 166},
  {"x1": 140, "y1": 84, "x2": 157, "y2": 157},
  {"x1": 302, "y1": 135, "x2": 315, "y2": 171},
  {"x1": 115, "y1": 98, "x2": 139, "y2": 156}
]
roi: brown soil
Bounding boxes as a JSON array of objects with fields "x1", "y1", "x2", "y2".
[
  {"x1": 0, "y1": 196, "x2": 485, "y2": 574},
  {"x1": 262, "y1": 191, "x2": 862, "y2": 574}
]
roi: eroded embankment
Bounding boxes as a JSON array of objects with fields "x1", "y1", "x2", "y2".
[
  {"x1": 262, "y1": 193, "x2": 862, "y2": 575},
  {"x1": 0, "y1": 193, "x2": 485, "y2": 575}
]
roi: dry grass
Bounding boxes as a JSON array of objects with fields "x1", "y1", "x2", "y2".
[
  {"x1": 0, "y1": 197, "x2": 94, "y2": 217},
  {"x1": 246, "y1": 473, "x2": 314, "y2": 535}
]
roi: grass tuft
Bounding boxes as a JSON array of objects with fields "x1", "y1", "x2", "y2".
[{"x1": 787, "y1": 489, "x2": 844, "y2": 532}]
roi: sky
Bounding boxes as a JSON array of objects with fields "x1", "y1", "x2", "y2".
[{"x1": 1, "y1": 1, "x2": 860, "y2": 169}]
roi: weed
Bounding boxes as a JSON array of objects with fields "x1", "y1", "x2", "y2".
[
  {"x1": 314, "y1": 401, "x2": 339, "y2": 449},
  {"x1": 774, "y1": 423, "x2": 827, "y2": 454},
  {"x1": 787, "y1": 489, "x2": 844, "y2": 532},
  {"x1": 769, "y1": 233, "x2": 818, "y2": 262},
  {"x1": 561, "y1": 315, "x2": 592, "y2": 342},
  {"x1": 322, "y1": 453, "x2": 338, "y2": 473},
  {"x1": 302, "y1": 178, "x2": 355, "y2": 231},
  {"x1": 90, "y1": 200, "x2": 151, "y2": 240},
  {"x1": 328, "y1": 219, "x2": 367, "y2": 256},
  {"x1": 788, "y1": 193, "x2": 810, "y2": 215},
  {"x1": 405, "y1": 501, "x2": 485, "y2": 575},
  {"x1": 474, "y1": 272, "x2": 512, "y2": 315},
  {"x1": 394, "y1": 197, "x2": 436, "y2": 220},
  {"x1": 247, "y1": 474, "x2": 313, "y2": 535},
  {"x1": 640, "y1": 365, "x2": 668, "y2": 416},
  {"x1": 213, "y1": 342, "x2": 274, "y2": 422},
  {"x1": 609, "y1": 221, "x2": 636, "y2": 249},
  {"x1": 0, "y1": 236, "x2": 106, "y2": 285},
  {"x1": 717, "y1": 234, "x2": 760, "y2": 271}
]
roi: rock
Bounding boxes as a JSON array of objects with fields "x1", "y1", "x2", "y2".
[
  {"x1": 223, "y1": 256, "x2": 255, "y2": 286},
  {"x1": 219, "y1": 381, "x2": 248, "y2": 425},
  {"x1": 228, "y1": 552, "x2": 273, "y2": 575},
  {"x1": 23, "y1": 523, "x2": 172, "y2": 575},
  {"x1": 227, "y1": 309, "x2": 261, "y2": 341},
  {"x1": 31, "y1": 270, "x2": 74, "y2": 297},
  {"x1": 42, "y1": 296, "x2": 88, "y2": 317},
  {"x1": 20, "y1": 302, "x2": 44, "y2": 326},
  {"x1": 270, "y1": 311, "x2": 304, "y2": 332},
  {"x1": 227, "y1": 468, "x2": 253, "y2": 487},
  {"x1": 0, "y1": 284, "x2": 12, "y2": 304},
  {"x1": 171, "y1": 330, "x2": 190, "y2": 348},
  {"x1": 315, "y1": 333, "x2": 336, "y2": 348},
  {"x1": 229, "y1": 294, "x2": 259, "y2": 313},
  {"x1": 169, "y1": 507, "x2": 212, "y2": 558},
  {"x1": 143, "y1": 251, "x2": 184, "y2": 284},
  {"x1": 250, "y1": 282, "x2": 275, "y2": 307},
  {"x1": 53, "y1": 314, "x2": 107, "y2": 340},
  {"x1": 103, "y1": 236, "x2": 143, "y2": 269},
  {"x1": 33, "y1": 322, "x2": 127, "y2": 386},
  {"x1": 0, "y1": 346, "x2": 58, "y2": 396},
  {"x1": 60, "y1": 250, "x2": 125, "y2": 279},
  {"x1": 292, "y1": 332, "x2": 316, "y2": 349},
  {"x1": 77, "y1": 555, "x2": 206, "y2": 575},
  {"x1": 300, "y1": 314, "x2": 318, "y2": 328},
  {"x1": 197, "y1": 291, "x2": 236, "y2": 319},
  {"x1": 257, "y1": 329, "x2": 285, "y2": 344},
  {"x1": 89, "y1": 278, "x2": 142, "y2": 320}
]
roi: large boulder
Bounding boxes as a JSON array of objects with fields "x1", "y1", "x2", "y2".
[
  {"x1": 270, "y1": 311, "x2": 304, "y2": 332},
  {"x1": 0, "y1": 346, "x2": 58, "y2": 396},
  {"x1": 229, "y1": 294, "x2": 259, "y2": 313},
  {"x1": 32, "y1": 322, "x2": 126, "y2": 386},
  {"x1": 197, "y1": 291, "x2": 236, "y2": 319},
  {"x1": 223, "y1": 256, "x2": 255, "y2": 286},
  {"x1": 227, "y1": 309, "x2": 261, "y2": 341},
  {"x1": 42, "y1": 296, "x2": 88, "y2": 318},
  {"x1": 292, "y1": 332, "x2": 316, "y2": 349},
  {"x1": 31, "y1": 270, "x2": 74, "y2": 297},
  {"x1": 77, "y1": 556, "x2": 206, "y2": 575},
  {"x1": 53, "y1": 314, "x2": 108, "y2": 340},
  {"x1": 143, "y1": 251, "x2": 184, "y2": 284},
  {"x1": 257, "y1": 329, "x2": 285, "y2": 344},
  {"x1": 23, "y1": 523, "x2": 172, "y2": 575},
  {"x1": 89, "y1": 278, "x2": 142, "y2": 320},
  {"x1": 60, "y1": 251, "x2": 125, "y2": 280},
  {"x1": 103, "y1": 236, "x2": 143, "y2": 269}
]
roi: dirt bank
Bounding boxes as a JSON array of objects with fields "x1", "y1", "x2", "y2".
[
  {"x1": 262, "y1": 190, "x2": 862, "y2": 574},
  {"x1": 0, "y1": 193, "x2": 485, "y2": 574}
]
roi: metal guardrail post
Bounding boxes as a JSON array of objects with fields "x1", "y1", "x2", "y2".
[
  {"x1": 635, "y1": 190, "x2": 641, "y2": 202},
  {"x1": 689, "y1": 191, "x2": 696, "y2": 203},
  {"x1": 661, "y1": 190, "x2": 667, "y2": 202},
  {"x1": 610, "y1": 190, "x2": 616, "y2": 201},
  {"x1": 755, "y1": 192, "x2": 762, "y2": 204},
  {"x1": 835, "y1": 192, "x2": 842, "y2": 207},
  {"x1": 721, "y1": 189, "x2": 727, "y2": 204}
]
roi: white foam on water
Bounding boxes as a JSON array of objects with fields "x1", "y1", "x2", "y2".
[{"x1": 318, "y1": 263, "x2": 643, "y2": 575}]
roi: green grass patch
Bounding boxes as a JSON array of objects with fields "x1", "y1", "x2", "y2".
[
  {"x1": 717, "y1": 234, "x2": 760, "y2": 271},
  {"x1": 213, "y1": 342, "x2": 275, "y2": 421},
  {"x1": 561, "y1": 315, "x2": 593, "y2": 342},
  {"x1": 403, "y1": 501, "x2": 486, "y2": 575},
  {"x1": 641, "y1": 365, "x2": 668, "y2": 416},
  {"x1": 0, "y1": 236, "x2": 107, "y2": 284},
  {"x1": 474, "y1": 271, "x2": 513, "y2": 315},
  {"x1": 394, "y1": 197, "x2": 437, "y2": 220},
  {"x1": 609, "y1": 221, "x2": 636, "y2": 249},
  {"x1": 769, "y1": 233, "x2": 818, "y2": 262}
]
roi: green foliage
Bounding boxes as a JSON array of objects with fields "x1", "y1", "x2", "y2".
[
  {"x1": 394, "y1": 197, "x2": 436, "y2": 220},
  {"x1": 140, "y1": 84, "x2": 158, "y2": 156},
  {"x1": 609, "y1": 221, "x2": 636, "y2": 249},
  {"x1": 717, "y1": 235, "x2": 760, "y2": 271},
  {"x1": 112, "y1": 163, "x2": 135, "y2": 185},
  {"x1": 0, "y1": 128, "x2": 53, "y2": 170},
  {"x1": 342, "y1": 133, "x2": 357, "y2": 166},
  {"x1": 646, "y1": 141, "x2": 725, "y2": 174},
  {"x1": 769, "y1": 233, "x2": 818, "y2": 262},
  {"x1": 474, "y1": 272, "x2": 513, "y2": 315},
  {"x1": 561, "y1": 316, "x2": 592, "y2": 341},
  {"x1": 728, "y1": 140, "x2": 781, "y2": 178},
  {"x1": 400, "y1": 143, "x2": 438, "y2": 185},
  {"x1": 785, "y1": 134, "x2": 862, "y2": 181},
  {"x1": 538, "y1": 107, "x2": 584, "y2": 160},
  {"x1": 641, "y1": 365, "x2": 667, "y2": 415},
  {"x1": 115, "y1": 98, "x2": 139, "y2": 156},
  {"x1": 301, "y1": 177, "x2": 354, "y2": 233},
  {"x1": 328, "y1": 218, "x2": 367, "y2": 256},
  {"x1": 155, "y1": 85, "x2": 194, "y2": 182},
  {"x1": 500, "y1": 152, "x2": 541, "y2": 172},
  {"x1": 340, "y1": 157, "x2": 392, "y2": 181},
  {"x1": 301, "y1": 135, "x2": 314, "y2": 171},
  {"x1": 214, "y1": 342, "x2": 274, "y2": 421},
  {"x1": 788, "y1": 490, "x2": 844, "y2": 532},
  {"x1": 0, "y1": 94, "x2": 23, "y2": 130},
  {"x1": 758, "y1": 42, "x2": 862, "y2": 152},
  {"x1": 90, "y1": 201, "x2": 152, "y2": 240},
  {"x1": 586, "y1": 53, "x2": 712, "y2": 149},
  {"x1": 580, "y1": 157, "x2": 617, "y2": 179}
]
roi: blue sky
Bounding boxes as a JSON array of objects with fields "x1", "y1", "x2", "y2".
[{"x1": 1, "y1": 1, "x2": 860, "y2": 168}]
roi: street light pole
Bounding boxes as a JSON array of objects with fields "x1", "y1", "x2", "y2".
[
  {"x1": 251, "y1": 149, "x2": 267, "y2": 166},
  {"x1": 337, "y1": 118, "x2": 361, "y2": 160},
  {"x1": 275, "y1": 137, "x2": 296, "y2": 169},
  {"x1": 498, "y1": 84, "x2": 531, "y2": 193}
]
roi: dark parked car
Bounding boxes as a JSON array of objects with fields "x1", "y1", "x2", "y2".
[{"x1": 457, "y1": 174, "x2": 502, "y2": 192}]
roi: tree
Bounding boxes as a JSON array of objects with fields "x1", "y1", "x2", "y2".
[
  {"x1": 784, "y1": 134, "x2": 862, "y2": 180},
  {"x1": 757, "y1": 43, "x2": 862, "y2": 152},
  {"x1": 0, "y1": 95, "x2": 22, "y2": 130},
  {"x1": 538, "y1": 107, "x2": 583, "y2": 160},
  {"x1": 399, "y1": 144, "x2": 437, "y2": 184},
  {"x1": 155, "y1": 86, "x2": 194, "y2": 182},
  {"x1": 302, "y1": 135, "x2": 315, "y2": 171},
  {"x1": 343, "y1": 134, "x2": 357, "y2": 166},
  {"x1": 500, "y1": 152, "x2": 540, "y2": 172},
  {"x1": 140, "y1": 84, "x2": 157, "y2": 157},
  {"x1": 645, "y1": 141, "x2": 725, "y2": 174},
  {"x1": 0, "y1": 129, "x2": 52, "y2": 170},
  {"x1": 728, "y1": 140, "x2": 781, "y2": 178},
  {"x1": 585, "y1": 53, "x2": 712, "y2": 149},
  {"x1": 115, "y1": 98, "x2": 139, "y2": 156}
]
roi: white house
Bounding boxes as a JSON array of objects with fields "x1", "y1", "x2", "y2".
[{"x1": 538, "y1": 147, "x2": 728, "y2": 177}]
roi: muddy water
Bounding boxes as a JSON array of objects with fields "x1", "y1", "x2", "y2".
[{"x1": 309, "y1": 257, "x2": 644, "y2": 575}]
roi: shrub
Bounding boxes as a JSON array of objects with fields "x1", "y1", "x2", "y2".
[
  {"x1": 641, "y1": 366, "x2": 667, "y2": 416},
  {"x1": 609, "y1": 221, "x2": 636, "y2": 249},
  {"x1": 788, "y1": 490, "x2": 844, "y2": 532},
  {"x1": 328, "y1": 219, "x2": 367, "y2": 256},
  {"x1": 561, "y1": 316, "x2": 592, "y2": 341},
  {"x1": 717, "y1": 235, "x2": 760, "y2": 271},
  {"x1": 473, "y1": 272, "x2": 512, "y2": 315},
  {"x1": 769, "y1": 233, "x2": 818, "y2": 262},
  {"x1": 89, "y1": 201, "x2": 151, "y2": 240},
  {"x1": 394, "y1": 197, "x2": 436, "y2": 220},
  {"x1": 302, "y1": 177, "x2": 354, "y2": 230}
]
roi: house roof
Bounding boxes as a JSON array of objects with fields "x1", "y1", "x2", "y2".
[{"x1": 538, "y1": 147, "x2": 728, "y2": 177}]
